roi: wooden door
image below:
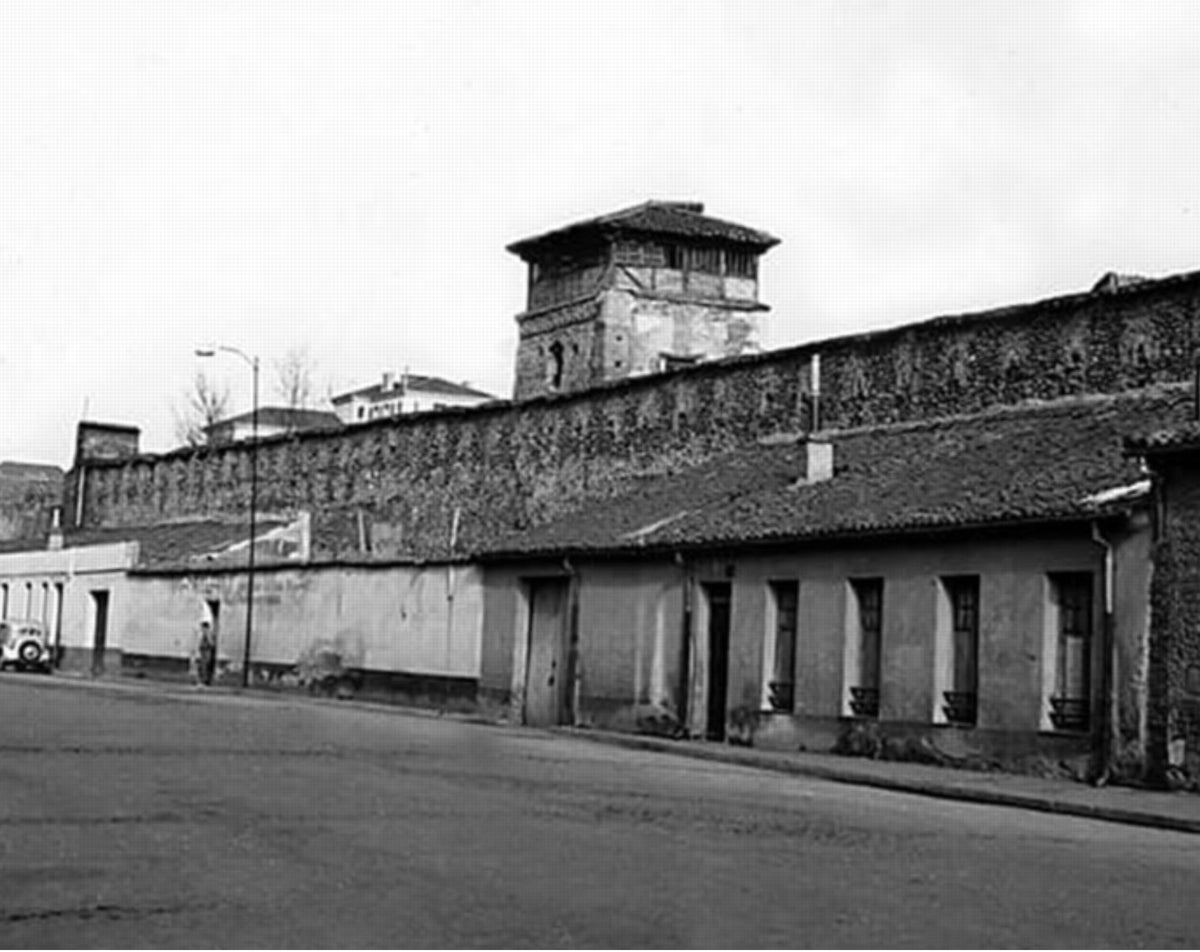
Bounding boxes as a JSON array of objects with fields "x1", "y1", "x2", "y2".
[{"x1": 524, "y1": 578, "x2": 570, "y2": 727}]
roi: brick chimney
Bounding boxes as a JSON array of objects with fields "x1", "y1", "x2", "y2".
[{"x1": 381, "y1": 371, "x2": 395, "y2": 393}]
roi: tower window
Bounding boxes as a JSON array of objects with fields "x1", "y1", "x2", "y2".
[
  {"x1": 727, "y1": 250, "x2": 757, "y2": 279},
  {"x1": 547, "y1": 342, "x2": 565, "y2": 389},
  {"x1": 689, "y1": 246, "x2": 722, "y2": 274}
]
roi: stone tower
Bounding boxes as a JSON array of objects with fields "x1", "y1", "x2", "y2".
[{"x1": 507, "y1": 201, "x2": 779, "y2": 399}]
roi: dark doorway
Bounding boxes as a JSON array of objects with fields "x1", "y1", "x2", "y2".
[
  {"x1": 704, "y1": 582, "x2": 732, "y2": 741},
  {"x1": 90, "y1": 590, "x2": 110, "y2": 675},
  {"x1": 52, "y1": 582, "x2": 64, "y2": 668},
  {"x1": 523, "y1": 578, "x2": 572, "y2": 727},
  {"x1": 206, "y1": 599, "x2": 221, "y2": 652}
]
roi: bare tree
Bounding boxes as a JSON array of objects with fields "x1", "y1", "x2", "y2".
[
  {"x1": 274, "y1": 345, "x2": 317, "y2": 412},
  {"x1": 173, "y1": 371, "x2": 231, "y2": 447}
]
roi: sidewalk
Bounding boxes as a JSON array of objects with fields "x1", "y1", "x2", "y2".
[
  {"x1": 563, "y1": 728, "x2": 1200, "y2": 835},
  {"x1": 25, "y1": 670, "x2": 1200, "y2": 835}
]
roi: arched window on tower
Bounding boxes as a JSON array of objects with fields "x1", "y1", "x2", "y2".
[{"x1": 547, "y1": 341, "x2": 565, "y2": 390}]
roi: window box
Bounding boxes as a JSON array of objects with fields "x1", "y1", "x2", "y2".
[
  {"x1": 849, "y1": 686, "x2": 879, "y2": 718},
  {"x1": 941, "y1": 690, "x2": 977, "y2": 726},
  {"x1": 767, "y1": 680, "x2": 794, "y2": 712},
  {"x1": 1048, "y1": 696, "x2": 1089, "y2": 732}
]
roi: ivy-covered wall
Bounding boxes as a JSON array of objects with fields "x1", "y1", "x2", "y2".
[
  {"x1": 1144, "y1": 453, "x2": 1200, "y2": 787},
  {"x1": 77, "y1": 272, "x2": 1200, "y2": 561}
]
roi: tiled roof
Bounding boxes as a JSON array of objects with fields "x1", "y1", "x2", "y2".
[
  {"x1": 330, "y1": 374, "x2": 497, "y2": 405},
  {"x1": 210, "y1": 407, "x2": 342, "y2": 431},
  {"x1": 65, "y1": 519, "x2": 288, "y2": 566},
  {"x1": 484, "y1": 387, "x2": 1186, "y2": 558},
  {"x1": 0, "y1": 520, "x2": 287, "y2": 566},
  {"x1": 507, "y1": 201, "x2": 781, "y2": 259},
  {"x1": 1126, "y1": 421, "x2": 1200, "y2": 454}
]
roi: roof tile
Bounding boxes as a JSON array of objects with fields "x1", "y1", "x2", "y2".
[
  {"x1": 507, "y1": 201, "x2": 780, "y2": 258},
  {"x1": 485, "y1": 387, "x2": 1186, "y2": 557}
]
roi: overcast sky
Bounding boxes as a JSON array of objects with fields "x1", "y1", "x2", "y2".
[{"x1": 3, "y1": 0, "x2": 1199, "y2": 467}]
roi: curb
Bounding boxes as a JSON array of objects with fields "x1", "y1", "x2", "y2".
[{"x1": 560, "y1": 729, "x2": 1200, "y2": 836}]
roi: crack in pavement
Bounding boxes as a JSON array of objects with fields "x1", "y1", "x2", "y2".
[
  {"x1": 0, "y1": 744, "x2": 354, "y2": 757},
  {"x1": 0, "y1": 811, "x2": 196, "y2": 827},
  {"x1": 1, "y1": 901, "x2": 218, "y2": 924}
]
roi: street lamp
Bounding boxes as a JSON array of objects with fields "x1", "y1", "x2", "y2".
[{"x1": 195, "y1": 344, "x2": 260, "y2": 689}]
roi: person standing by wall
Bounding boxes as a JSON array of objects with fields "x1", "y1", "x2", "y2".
[{"x1": 194, "y1": 619, "x2": 216, "y2": 687}]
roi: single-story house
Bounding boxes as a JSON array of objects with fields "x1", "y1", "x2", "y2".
[
  {"x1": 477, "y1": 385, "x2": 1188, "y2": 780},
  {"x1": 0, "y1": 513, "x2": 483, "y2": 705}
]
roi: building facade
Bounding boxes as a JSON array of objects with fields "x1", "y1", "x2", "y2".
[
  {"x1": 479, "y1": 389, "x2": 1165, "y2": 779},
  {"x1": 331, "y1": 372, "x2": 496, "y2": 425},
  {"x1": 206, "y1": 407, "x2": 342, "y2": 445}
]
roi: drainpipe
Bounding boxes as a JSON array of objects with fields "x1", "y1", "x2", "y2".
[{"x1": 1091, "y1": 521, "x2": 1116, "y2": 786}]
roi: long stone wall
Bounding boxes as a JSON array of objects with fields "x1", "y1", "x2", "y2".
[{"x1": 77, "y1": 272, "x2": 1200, "y2": 558}]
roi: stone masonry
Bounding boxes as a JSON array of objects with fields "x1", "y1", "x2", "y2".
[{"x1": 75, "y1": 266, "x2": 1200, "y2": 566}]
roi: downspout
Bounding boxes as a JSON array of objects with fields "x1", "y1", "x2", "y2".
[{"x1": 1091, "y1": 521, "x2": 1116, "y2": 786}]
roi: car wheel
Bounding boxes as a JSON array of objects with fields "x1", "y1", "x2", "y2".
[{"x1": 18, "y1": 642, "x2": 43, "y2": 667}]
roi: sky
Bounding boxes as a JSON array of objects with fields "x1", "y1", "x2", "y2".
[{"x1": 3, "y1": 0, "x2": 1200, "y2": 467}]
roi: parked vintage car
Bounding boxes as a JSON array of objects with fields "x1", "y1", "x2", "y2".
[{"x1": 0, "y1": 619, "x2": 53, "y2": 673}]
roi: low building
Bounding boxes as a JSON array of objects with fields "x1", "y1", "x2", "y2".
[
  {"x1": 478, "y1": 386, "x2": 1179, "y2": 780},
  {"x1": 0, "y1": 512, "x2": 483, "y2": 706},
  {"x1": 206, "y1": 406, "x2": 342, "y2": 444},
  {"x1": 331, "y1": 372, "x2": 496, "y2": 425}
]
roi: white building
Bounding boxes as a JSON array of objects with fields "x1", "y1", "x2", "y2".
[
  {"x1": 331, "y1": 372, "x2": 496, "y2": 425},
  {"x1": 205, "y1": 407, "x2": 342, "y2": 444}
]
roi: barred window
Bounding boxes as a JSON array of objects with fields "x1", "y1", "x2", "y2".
[
  {"x1": 1046, "y1": 573, "x2": 1093, "y2": 732},
  {"x1": 766, "y1": 581, "x2": 799, "y2": 712},
  {"x1": 848, "y1": 578, "x2": 883, "y2": 718}
]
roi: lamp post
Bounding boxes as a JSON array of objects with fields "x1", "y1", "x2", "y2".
[{"x1": 195, "y1": 344, "x2": 259, "y2": 689}]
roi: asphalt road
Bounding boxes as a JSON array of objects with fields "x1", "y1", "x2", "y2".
[{"x1": 0, "y1": 676, "x2": 1198, "y2": 949}]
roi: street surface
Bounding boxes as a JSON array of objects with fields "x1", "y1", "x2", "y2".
[{"x1": 0, "y1": 675, "x2": 1198, "y2": 948}]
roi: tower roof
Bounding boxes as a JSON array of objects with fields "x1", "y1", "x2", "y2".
[{"x1": 506, "y1": 201, "x2": 780, "y2": 260}]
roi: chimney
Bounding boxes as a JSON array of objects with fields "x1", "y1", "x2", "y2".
[
  {"x1": 803, "y1": 436, "x2": 834, "y2": 484},
  {"x1": 47, "y1": 507, "x2": 64, "y2": 551},
  {"x1": 758, "y1": 432, "x2": 835, "y2": 486},
  {"x1": 382, "y1": 371, "x2": 395, "y2": 393}
]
